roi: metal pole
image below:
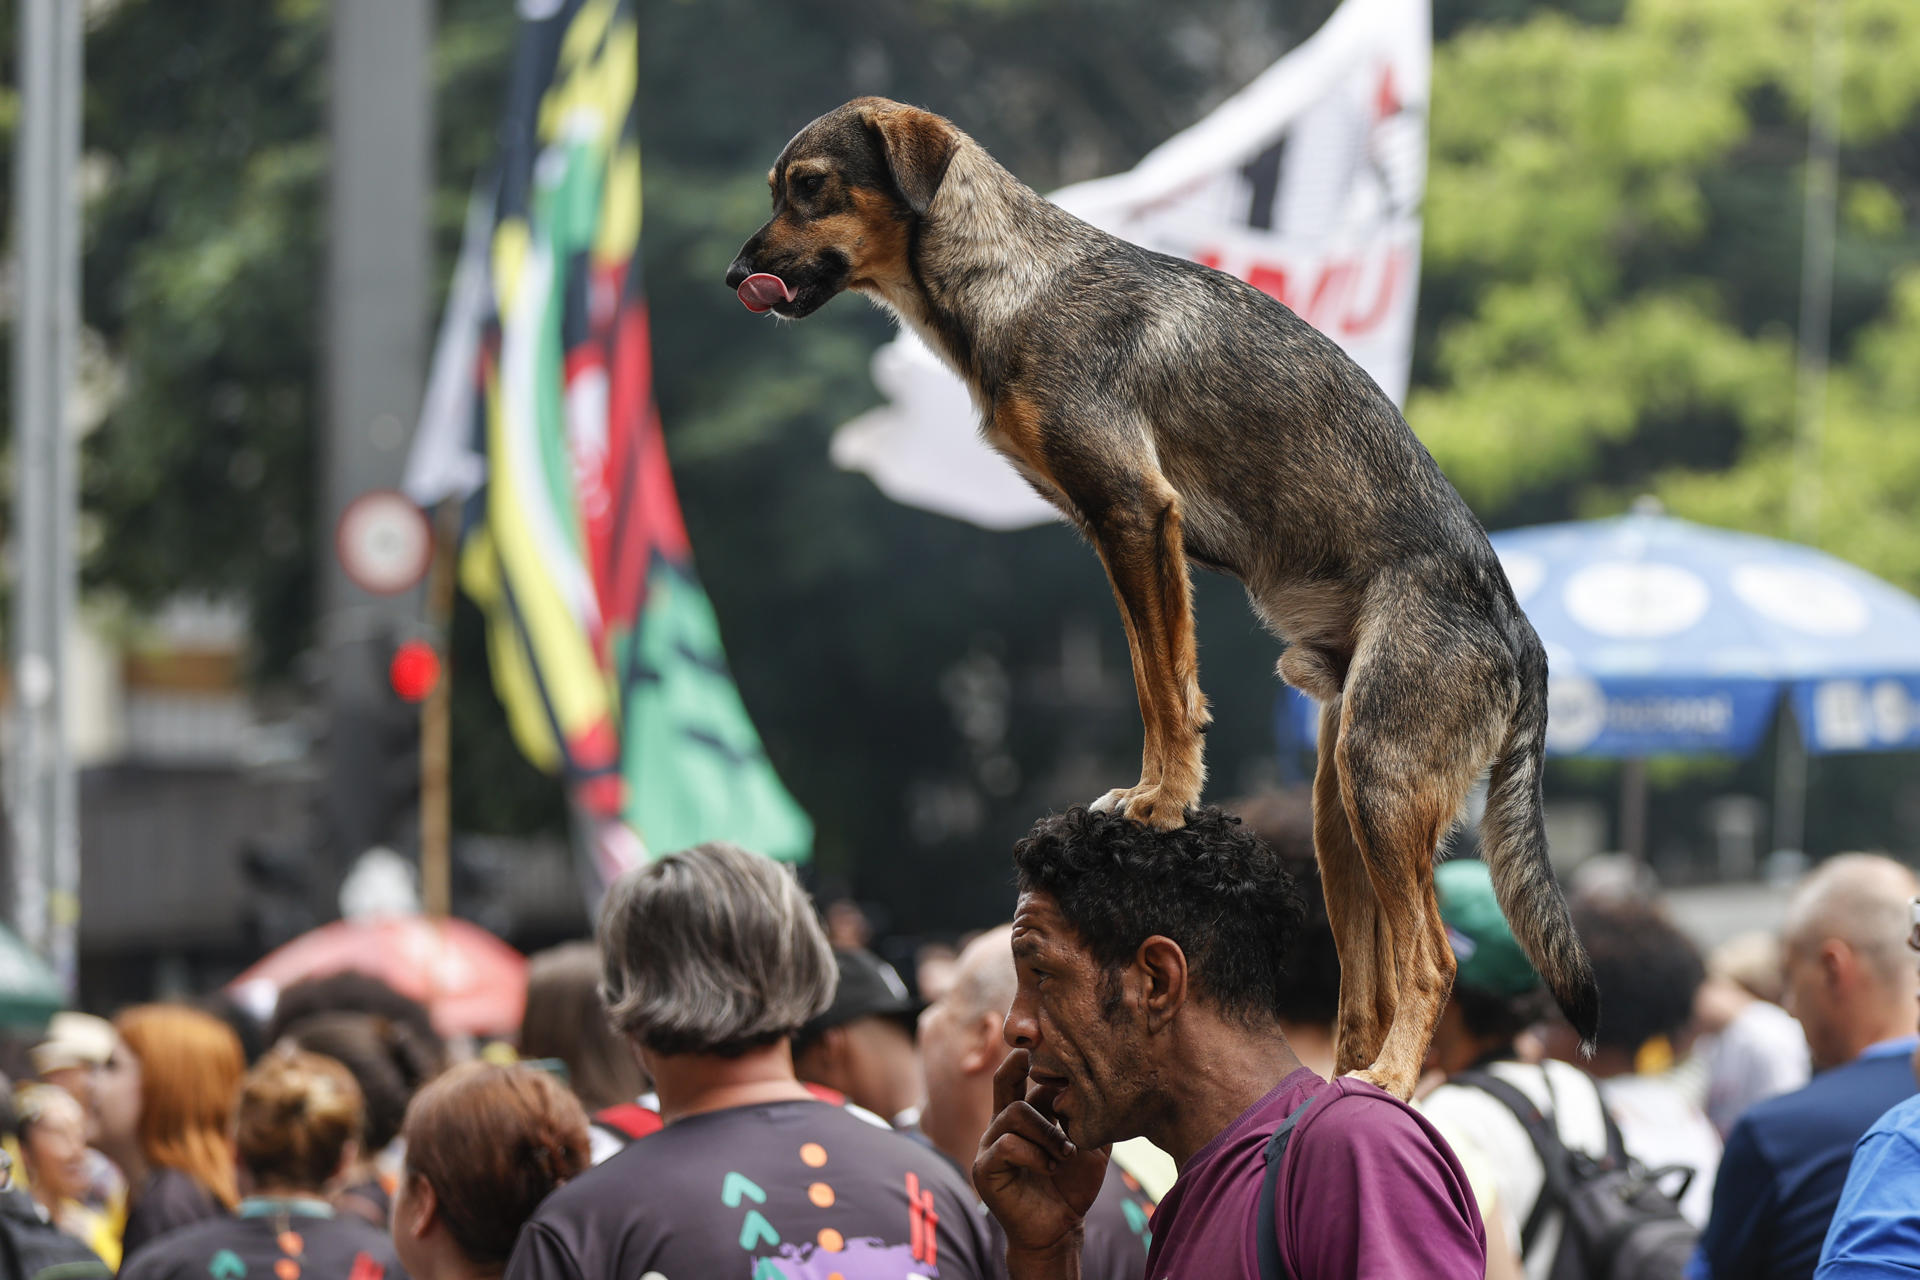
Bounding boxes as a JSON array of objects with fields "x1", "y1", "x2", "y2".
[
  {"x1": 9, "y1": 0, "x2": 82, "y2": 994},
  {"x1": 1777, "y1": 0, "x2": 1841, "y2": 862},
  {"x1": 323, "y1": 0, "x2": 432, "y2": 893},
  {"x1": 1788, "y1": 0, "x2": 1842, "y2": 544},
  {"x1": 1619, "y1": 757, "x2": 1648, "y2": 864},
  {"x1": 1773, "y1": 702, "x2": 1809, "y2": 860}
]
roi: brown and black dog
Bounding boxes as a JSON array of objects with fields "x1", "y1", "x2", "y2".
[{"x1": 726, "y1": 98, "x2": 1597, "y2": 1098}]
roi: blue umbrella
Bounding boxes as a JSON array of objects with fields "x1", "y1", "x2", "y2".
[{"x1": 1277, "y1": 509, "x2": 1920, "y2": 758}]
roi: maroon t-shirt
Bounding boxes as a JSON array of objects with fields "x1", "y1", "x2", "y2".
[{"x1": 1143, "y1": 1068, "x2": 1484, "y2": 1280}]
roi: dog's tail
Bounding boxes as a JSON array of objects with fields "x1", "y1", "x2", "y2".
[{"x1": 1479, "y1": 627, "x2": 1600, "y2": 1055}]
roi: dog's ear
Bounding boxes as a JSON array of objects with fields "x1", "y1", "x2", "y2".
[{"x1": 860, "y1": 102, "x2": 958, "y2": 217}]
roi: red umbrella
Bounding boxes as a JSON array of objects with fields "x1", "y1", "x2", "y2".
[{"x1": 230, "y1": 915, "x2": 527, "y2": 1039}]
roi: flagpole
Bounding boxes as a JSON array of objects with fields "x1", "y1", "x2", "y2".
[{"x1": 420, "y1": 500, "x2": 459, "y2": 918}]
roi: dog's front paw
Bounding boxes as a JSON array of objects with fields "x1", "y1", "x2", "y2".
[
  {"x1": 1090, "y1": 784, "x2": 1191, "y2": 830},
  {"x1": 1120, "y1": 786, "x2": 1191, "y2": 830}
]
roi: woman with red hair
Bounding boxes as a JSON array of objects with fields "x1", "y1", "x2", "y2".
[
  {"x1": 120, "y1": 1047, "x2": 402, "y2": 1280},
  {"x1": 105, "y1": 1005, "x2": 245, "y2": 1261}
]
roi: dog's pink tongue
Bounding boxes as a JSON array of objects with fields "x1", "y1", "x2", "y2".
[{"x1": 737, "y1": 273, "x2": 793, "y2": 313}]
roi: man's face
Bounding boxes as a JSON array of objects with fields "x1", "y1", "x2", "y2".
[
  {"x1": 1005, "y1": 890, "x2": 1153, "y2": 1149},
  {"x1": 1781, "y1": 933, "x2": 1844, "y2": 1070}
]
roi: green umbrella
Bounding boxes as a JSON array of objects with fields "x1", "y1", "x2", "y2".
[{"x1": 0, "y1": 924, "x2": 64, "y2": 1030}]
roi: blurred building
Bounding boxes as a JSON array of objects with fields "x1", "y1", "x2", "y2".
[{"x1": 4, "y1": 598, "x2": 586, "y2": 1013}]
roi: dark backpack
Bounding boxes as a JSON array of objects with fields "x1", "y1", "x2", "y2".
[{"x1": 1452, "y1": 1069, "x2": 1697, "y2": 1280}]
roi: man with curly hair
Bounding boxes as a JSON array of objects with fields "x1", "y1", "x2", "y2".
[{"x1": 974, "y1": 805, "x2": 1485, "y2": 1280}]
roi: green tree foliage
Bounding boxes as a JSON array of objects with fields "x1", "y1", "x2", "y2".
[
  {"x1": 81, "y1": 0, "x2": 328, "y2": 674},
  {"x1": 1412, "y1": 0, "x2": 1920, "y2": 591}
]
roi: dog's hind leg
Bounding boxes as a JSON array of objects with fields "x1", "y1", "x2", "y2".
[
  {"x1": 1333, "y1": 589, "x2": 1514, "y2": 1099},
  {"x1": 1086, "y1": 474, "x2": 1211, "y2": 830},
  {"x1": 1313, "y1": 698, "x2": 1398, "y2": 1076}
]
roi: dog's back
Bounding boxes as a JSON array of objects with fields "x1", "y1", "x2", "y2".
[{"x1": 989, "y1": 229, "x2": 1518, "y2": 659}]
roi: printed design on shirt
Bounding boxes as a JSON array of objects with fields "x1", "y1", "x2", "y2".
[
  {"x1": 905, "y1": 1172, "x2": 939, "y2": 1267},
  {"x1": 716, "y1": 1139, "x2": 946, "y2": 1279},
  {"x1": 722, "y1": 1170, "x2": 780, "y2": 1252},
  {"x1": 274, "y1": 1230, "x2": 302, "y2": 1280},
  {"x1": 344, "y1": 1255, "x2": 386, "y2": 1280},
  {"x1": 1117, "y1": 1170, "x2": 1156, "y2": 1253},
  {"x1": 207, "y1": 1249, "x2": 247, "y2": 1279}
]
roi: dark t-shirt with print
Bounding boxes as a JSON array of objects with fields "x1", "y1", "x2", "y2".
[
  {"x1": 118, "y1": 1199, "x2": 403, "y2": 1280},
  {"x1": 507, "y1": 1097, "x2": 996, "y2": 1280}
]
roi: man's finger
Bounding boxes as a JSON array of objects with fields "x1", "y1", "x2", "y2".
[
  {"x1": 1026, "y1": 1073, "x2": 1065, "y2": 1122},
  {"x1": 978, "y1": 1131, "x2": 1062, "y2": 1181},
  {"x1": 982, "y1": 1100, "x2": 1075, "y2": 1161},
  {"x1": 993, "y1": 1047, "x2": 1032, "y2": 1115}
]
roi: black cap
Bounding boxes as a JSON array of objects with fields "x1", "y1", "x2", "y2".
[{"x1": 798, "y1": 949, "x2": 924, "y2": 1044}]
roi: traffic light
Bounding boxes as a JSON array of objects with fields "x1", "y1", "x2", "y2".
[
  {"x1": 389, "y1": 638, "x2": 440, "y2": 703},
  {"x1": 321, "y1": 633, "x2": 426, "y2": 870},
  {"x1": 368, "y1": 673, "x2": 423, "y2": 853}
]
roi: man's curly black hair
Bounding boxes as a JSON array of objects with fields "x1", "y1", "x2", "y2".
[{"x1": 1012, "y1": 804, "x2": 1308, "y2": 1027}]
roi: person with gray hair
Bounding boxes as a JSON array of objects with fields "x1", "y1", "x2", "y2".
[
  {"x1": 1691, "y1": 853, "x2": 1920, "y2": 1280},
  {"x1": 506, "y1": 842, "x2": 994, "y2": 1280}
]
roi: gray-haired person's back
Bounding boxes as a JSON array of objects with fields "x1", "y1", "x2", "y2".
[{"x1": 505, "y1": 1094, "x2": 995, "y2": 1279}]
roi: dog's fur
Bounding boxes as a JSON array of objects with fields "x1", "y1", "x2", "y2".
[{"x1": 727, "y1": 98, "x2": 1598, "y2": 1098}]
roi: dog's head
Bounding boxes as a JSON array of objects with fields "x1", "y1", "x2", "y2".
[{"x1": 725, "y1": 98, "x2": 959, "y2": 319}]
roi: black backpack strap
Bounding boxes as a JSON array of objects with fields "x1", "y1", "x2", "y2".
[
  {"x1": 1597, "y1": 1096, "x2": 1630, "y2": 1166},
  {"x1": 1256, "y1": 1095, "x2": 1319, "y2": 1280},
  {"x1": 1451, "y1": 1069, "x2": 1578, "y2": 1255}
]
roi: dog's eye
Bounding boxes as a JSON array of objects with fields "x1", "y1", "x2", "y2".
[{"x1": 796, "y1": 173, "x2": 826, "y2": 199}]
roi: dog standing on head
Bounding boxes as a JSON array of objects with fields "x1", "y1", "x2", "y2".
[{"x1": 726, "y1": 97, "x2": 1597, "y2": 1099}]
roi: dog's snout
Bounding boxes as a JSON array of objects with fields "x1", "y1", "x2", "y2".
[{"x1": 724, "y1": 256, "x2": 754, "y2": 290}]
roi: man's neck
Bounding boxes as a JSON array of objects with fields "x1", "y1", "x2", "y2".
[
  {"x1": 1142, "y1": 1018, "x2": 1305, "y2": 1169},
  {"x1": 645, "y1": 1040, "x2": 817, "y2": 1124},
  {"x1": 1838, "y1": 1007, "x2": 1918, "y2": 1067}
]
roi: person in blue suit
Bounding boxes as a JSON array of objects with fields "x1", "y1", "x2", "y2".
[{"x1": 1690, "y1": 855, "x2": 1920, "y2": 1280}]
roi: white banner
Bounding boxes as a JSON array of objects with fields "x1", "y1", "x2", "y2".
[{"x1": 832, "y1": 0, "x2": 1432, "y2": 530}]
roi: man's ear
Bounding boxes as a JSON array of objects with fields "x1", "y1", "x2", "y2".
[
  {"x1": 960, "y1": 1010, "x2": 1003, "y2": 1075},
  {"x1": 859, "y1": 101, "x2": 958, "y2": 217},
  {"x1": 1136, "y1": 936, "x2": 1189, "y2": 1032},
  {"x1": 1820, "y1": 938, "x2": 1854, "y2": 988}
]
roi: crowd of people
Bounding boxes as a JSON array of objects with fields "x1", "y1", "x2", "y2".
[{"x1": 1, "y1": 797, "x2": 1918, "y2": 1279}]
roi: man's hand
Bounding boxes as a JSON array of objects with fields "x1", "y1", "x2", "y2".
[{"x1": 974, "y1": 1050, "x2": 1108, "y2": 1279}]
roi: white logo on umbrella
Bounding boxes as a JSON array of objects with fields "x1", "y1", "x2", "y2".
[
  {"x1": 1730, "y1": 564, "x2": 1871, "y2": 637},
  {"x1": 1563, "y1": 563, "x2": 1711, "y2": 639}
]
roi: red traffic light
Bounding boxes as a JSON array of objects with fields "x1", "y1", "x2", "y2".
[{"x1": 389, "y1": 640, "x2": 441, "y2": 703}]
